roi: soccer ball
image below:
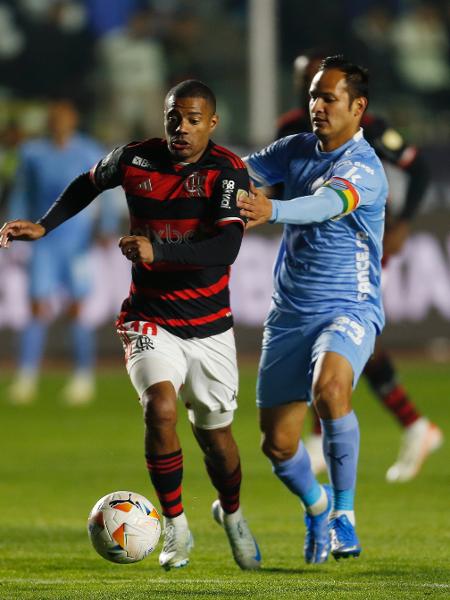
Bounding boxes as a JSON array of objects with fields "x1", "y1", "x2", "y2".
[{"x1": 87, "y1": 490, "x2": 161, "y2": 563}]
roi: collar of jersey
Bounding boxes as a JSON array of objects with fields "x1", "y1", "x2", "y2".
[{"x1": 314, "y1": 127, "x2": 364, "y2": 159}]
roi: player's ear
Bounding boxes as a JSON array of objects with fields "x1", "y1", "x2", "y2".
[
  {"x1": 354, "y1": 97, "x2": 367, "y2": 117},
  {"x1": 210, "y1": 113, "x2": 219, "y2": 131}
]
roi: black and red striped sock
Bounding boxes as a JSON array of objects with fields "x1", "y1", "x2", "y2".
[
  {"x1": 205, "y1": 460, "x2": 242, "y2": 514},
  {"x1": 364, "y1": 353, "x2": 420, "y2": 428},
  {"x1": 146, "y1": 449, "x2": 183, "y2": 518}
]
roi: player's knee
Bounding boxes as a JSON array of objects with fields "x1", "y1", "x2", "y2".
[
  {"x1": 197, "y1": 425, "x2": 235, "y2": 464},
  {"x1": 313, "y1": 377, "x2": 351, "y2": 417},
  {"x1": 142, "y1": 388, "x2": 177, "y2": 431},
  {"x1": 261, "y1": 432, "x2": 297, "y2": 463}
]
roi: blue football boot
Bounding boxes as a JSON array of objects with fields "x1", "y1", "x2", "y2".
[
  {"x1": 303, "y1": 484, "x2": 332, "y2": 564},
  {"x1": 329, "y1": 514, "x2": 361, "y2": 559}
]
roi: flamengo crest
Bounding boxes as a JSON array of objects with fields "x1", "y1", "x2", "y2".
[{"x1": 184, "y1": 172, "x2": 206, "y2": 197}]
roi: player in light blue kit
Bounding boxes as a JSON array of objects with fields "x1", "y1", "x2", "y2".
[
  {"x1": 238, "y1": 56, "x2": 387, "y2": 562},
  {"x1": 7, "y1": 100, "x2": 118, "y2": 405}
]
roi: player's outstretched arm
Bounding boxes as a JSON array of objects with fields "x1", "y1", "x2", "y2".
[
  {"x1": 0, "y1": 220, "x2": 46, "y2": 248},
  {"x1": 237, "y1": 184, "x2": 273, "y2": 229}
]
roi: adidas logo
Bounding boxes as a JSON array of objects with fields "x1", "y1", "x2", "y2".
[{"x1": 137, "y1": 178, "x2": 152, "y2": 191}]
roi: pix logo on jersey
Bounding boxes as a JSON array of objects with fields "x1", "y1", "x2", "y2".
[{"x1": 221, "y1": 179, "x2": 235, "y2": 209}]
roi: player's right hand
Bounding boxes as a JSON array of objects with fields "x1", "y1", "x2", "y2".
[{"x1": 0, "y1": 220, "x2": 46, "y2": 248}]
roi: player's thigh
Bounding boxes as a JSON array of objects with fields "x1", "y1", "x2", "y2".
[
  {"x1": 182, "y1": 328, "x2": 238, "y2": 431},
  {"x1": 65, "y1": 250, "x2": 92, "y2": 299},
  {"x1": 29, "y1": 243, "x2": 60, "y2": 299},
  {"x1": 257, "y1": 321, "x2": 311, "y2": 409},
  {"x1": 117, "y1": 322, "x2": 187, "y2": 405},
  {"x1": 311, "y1": 314, "x2": 377, "y2": 391}
]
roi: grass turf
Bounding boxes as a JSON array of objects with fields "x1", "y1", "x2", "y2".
[{"x1": 0, "y1": 360, "x2": 449, "y2": 599}]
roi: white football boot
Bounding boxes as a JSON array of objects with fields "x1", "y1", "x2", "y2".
[
  {"x1": 212, "y1": 500, "x2": 261, "y2": 570},
  {"x1": 386, "y1": 417, "x2": 444, "y2": 482},
  {"x1": 62, "y1": 373, "x2": 95, "y2": 406},
  {"x1": 159, "y1": 513, "x2": 194, "y2": 570},
  {"x1": 8, "y1": 372, "x2": 37, "y2": 405},
  {"x1": 304, "y1": 433, "x2": 327, "y2": 475}
]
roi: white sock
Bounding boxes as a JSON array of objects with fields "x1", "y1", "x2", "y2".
[{"x1": 305, "y1": 486, "x2": 328, "y2": 516}]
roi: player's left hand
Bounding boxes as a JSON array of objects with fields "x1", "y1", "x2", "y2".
[
  {"x1": 237, "y1": 183, "x2": 273, "y2": 229},
  {"x1": 119, "y1": 235, "x2": 154, "y2": 263}
]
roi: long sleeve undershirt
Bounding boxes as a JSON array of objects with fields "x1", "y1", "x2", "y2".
[
  {"x1": 152, "y1": 223, "x2": 243, "y2": 267},
  {"x1": 36, "y1": 171, "x2": 243, "y2": 268},
  {"x1": 270, "y1": 186, "x2": 343, "y2": 225}
]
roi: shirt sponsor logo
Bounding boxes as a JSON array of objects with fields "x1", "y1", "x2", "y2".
[
  {"x1": 221, "y1": 179, "x2": 235, "y2": 208},
  {"x1": 132, "y1": 155, "x2": 152, "y2": 168},
  {"x1": 184, "y1": 172, "x2": 206, "y2": 197},
  {"x1": 355, "y1": 231, "x2": 371, "y2": 300},
  {"x1": 132, "y1": 223, "x2": 195, "y2": 244}
]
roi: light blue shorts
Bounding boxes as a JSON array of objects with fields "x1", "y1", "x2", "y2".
[
  {"x1": 29, "y1": 241, "x2": 92, "y2": 300},
  {"x1": 257, "y1": 310, "x2": 377, "y2": 408}
]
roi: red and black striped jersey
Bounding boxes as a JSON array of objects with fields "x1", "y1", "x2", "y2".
[{"x1": 90, "y1": 138, "x2": 248, "y2": 339}]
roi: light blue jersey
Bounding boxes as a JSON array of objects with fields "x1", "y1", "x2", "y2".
[
  {"x1": 245, "y1": 129, "x2": 387, "y2": 333},
  {"x1": 8, "y1": 134, "x2": 117, "y2": 250},
  {"x1": 8, "y1": 133, "x2": 119, "y2": 299}
]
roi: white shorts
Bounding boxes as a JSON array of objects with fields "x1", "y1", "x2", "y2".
[{"x1": 117, "y1": 322, "x2": 238, "y2": 430}]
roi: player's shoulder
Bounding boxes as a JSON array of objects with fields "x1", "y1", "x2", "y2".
[
  {"x1": 123, "y1": 137, "x2": 167, "y2": 159},
  {"x1": 71, "y1": 133, "x2": 105, "y2": 156},
  {"x1": 208, "y1": 142, "x2": 247, "y2": 171},
  {"x1": 20, "y1": 137, "x2": 49, "y2": 157},
  {"x1": 337, "y1": 135, "x2": 387, "y2": 185},
  {"x1": 277, "y1": 132, "x2": 316, "y2": 158},
  {"x1": 347, "y1": 133, "x2": 383, "y2": 167},
  {"x1": 106, "y1": 138, "x2": 168, "y2": 167}
]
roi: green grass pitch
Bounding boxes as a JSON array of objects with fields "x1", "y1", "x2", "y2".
[{"x1": 0, "y1": 360, "x2": 449, "y2": 599}]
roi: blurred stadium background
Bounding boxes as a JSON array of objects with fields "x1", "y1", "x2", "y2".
[
  {"x1": 0, "y1": 0, "x2": 449, "y2": 366},
  {"x1": 0, "y1": 2, "x2": 449, "y2": 597}
]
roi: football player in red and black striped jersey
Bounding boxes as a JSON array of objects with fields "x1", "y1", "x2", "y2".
[{"x1": 0, "y1": 80, "x2": 261, "y2": 571}]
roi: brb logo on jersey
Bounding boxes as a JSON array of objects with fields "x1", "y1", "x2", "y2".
[
  {"x1": 221, "y1": 179, "x2": 235, "y2": 209},
  {"x1": 184, "y1": 172, "x2": 206, "y2": 197}
]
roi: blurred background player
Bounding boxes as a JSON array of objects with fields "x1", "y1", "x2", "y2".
[
  {"x1": 277, "y1": 49, "x2": 443, "y2": 483},
  {"x1": 6, "y1": 99, "x2": 119, "y2": 405}
]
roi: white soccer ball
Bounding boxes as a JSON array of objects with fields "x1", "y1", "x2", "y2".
[{"x1": 87, "y1": 490, "x2": 161, "y2": 563}]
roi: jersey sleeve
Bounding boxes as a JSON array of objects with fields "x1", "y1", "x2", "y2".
[
  {"x1": 211, "y1": 166, "x2": 249, "y2": 229},
  {"x1": 319, "y1": 156, "x2": 387, "y2": 219},
  {"x1": 89, "y1": 145, "x2": 127, "y2": 190},
  {"x1": 244, "y1": 136, "x2": 295, "y2": 186}
]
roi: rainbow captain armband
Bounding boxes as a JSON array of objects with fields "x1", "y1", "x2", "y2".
[{"x1": 323, "y1": 177, "x2": 360, "y2": 219}]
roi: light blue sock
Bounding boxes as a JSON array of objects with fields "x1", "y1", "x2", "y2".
[
  {"x1": 321, "y1": 411, "x2": 359, "y2": 511},
  {"x1": 71, "y1": 321, "x2": 95, "y2": 372},
  {"x1": 18, "y1": 319, "x2": 47, "y2": 372},
  {"x1": 272, "y1": 442, "x2": 322, "y2": 509}
]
